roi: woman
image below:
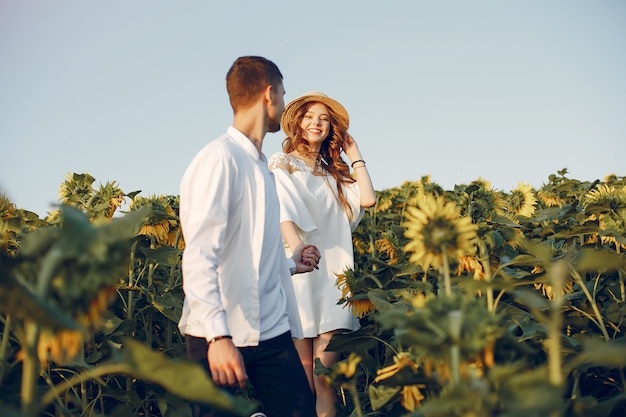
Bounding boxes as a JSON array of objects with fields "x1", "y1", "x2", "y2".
[{"x1": 268, "y1": 92, "x2": 376, "y2": 417}]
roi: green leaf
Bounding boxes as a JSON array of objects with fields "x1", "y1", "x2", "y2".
[
  {"x1": 0, "y1": 403, "x2": 23, "y2": 417},
  {"x1": 489, "y1": 214, "x2": 521, "y2": 228},
  {"x1": 529, "y1": 207, "x2": 562, "y2": 222},
  {"x1": 568, "y1": 393, "x2": 626, "y2": 417},
  {"x1": 513, "y1": 316, "x2": 548, "y2": 342},
  {"x1": 571, "y1": 336, "x2": 626, "y2": 369},
  {"x1": 506, "y1": 254, "x2": 540, "y2": 267},
  {"x1": 368, "y1": 288, "x2": 393, "y2": 312},
  {"x1": 551, "y1": 224, "x2": 601, "y2": 239},
  {"x1": 121, "y1": 339, "x2": 254, "y2": 415},
  {"x1": 326, "y1": 327, "x2": 380, "y2": 352},
  {"x1": 512, "y1": 288, "x2": 551, "y2": 311},
  {"x1": 149, "y1": 292, "x2": 182, "y2": 322},
  {"x1": 498, "y1": 366, "x2": 565, "y2": 414},
  {"x1": 395, "y1": 262, "x2": 422, "y2": 277},
  {"x1": 575, "y1": 247, "x2": 625, "y2": 273},
  {"x1": 152, "y1": 391, "x2": 197, "y2": 417},
  {"x1": 140, "y1": 246, "x2": 182, "y2": 266},
  {"x1": 368, "y1": 384, "x2": 400, "y2": 411},
  {"x1": 0, "y1": 264, "x2": 81, "y2": 331}
]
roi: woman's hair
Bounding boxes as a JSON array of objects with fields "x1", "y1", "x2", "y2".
[
  {"x1": 226, "y1": 56, "x2": 283, "y2": 112},
  {"x1": 282, "y1": 102, "x2": 356, "y2": 220}
]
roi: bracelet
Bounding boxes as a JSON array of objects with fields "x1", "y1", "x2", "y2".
[
  {"x1": 351, "y1": 159, "x2": 365, "y2": 168},
  {"x1": 208, "y1": 335, "x2": 232, "y2": 345}
]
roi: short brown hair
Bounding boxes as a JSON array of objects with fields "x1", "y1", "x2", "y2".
[{"x1": 226, "y1": 56, "x2": 283, "y2": 112}]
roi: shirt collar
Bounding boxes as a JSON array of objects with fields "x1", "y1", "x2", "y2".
[{"x1": 227, "y1": 126, "x2": 266, "y2": 163}]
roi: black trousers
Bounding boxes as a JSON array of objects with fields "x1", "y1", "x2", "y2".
[{"x1": 186, "y1": 332, "x2": 316, "y2": 417}]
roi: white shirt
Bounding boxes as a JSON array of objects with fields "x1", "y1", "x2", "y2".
[{"x1": 178, "y1": 127, "x2": 303, "y2": 346}]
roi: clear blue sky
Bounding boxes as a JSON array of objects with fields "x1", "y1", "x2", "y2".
[{"x1": 1, "y1": 0, "x2": 625, "y2": 217}]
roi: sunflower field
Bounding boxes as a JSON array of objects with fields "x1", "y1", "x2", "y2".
[{"x1": 1, "y1": 169, "x2": 625, "y2": 417}]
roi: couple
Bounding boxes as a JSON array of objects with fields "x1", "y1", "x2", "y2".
[{"x1": 178, "y1": 56, "x2": 376, "y2": 417}]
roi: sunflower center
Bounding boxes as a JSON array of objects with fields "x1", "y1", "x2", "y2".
[
  {"x1": 509, "y1": 190, "x2": 525, "y2": 212},
  {"x1": 423, "y1": 218, "x2": 457, "y2": 252}
]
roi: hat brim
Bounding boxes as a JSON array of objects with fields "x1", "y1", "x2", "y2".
[{"x1": 281, "y1": 92, "x2": 349, "y2": 138}]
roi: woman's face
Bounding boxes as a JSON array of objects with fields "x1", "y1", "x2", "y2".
[{"x1": 299, "y1": 102, "x2": 331, "y2": 149}]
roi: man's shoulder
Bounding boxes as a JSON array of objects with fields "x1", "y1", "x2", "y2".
[{"x1": 198, "y1": 133, "x2": 243, "y2": 158}]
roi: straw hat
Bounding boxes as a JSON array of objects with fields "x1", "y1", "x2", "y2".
[{"x1": 281, "y1": 92, "x2": 349, "y2": 138}]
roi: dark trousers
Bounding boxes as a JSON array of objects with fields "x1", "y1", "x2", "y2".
[{"x1": 186, "y1": 332, "x2": 316, "y2": 417}]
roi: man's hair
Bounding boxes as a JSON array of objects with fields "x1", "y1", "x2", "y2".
[{"x1": 226, "y1": 56, "x2": 283, "y2": 112}]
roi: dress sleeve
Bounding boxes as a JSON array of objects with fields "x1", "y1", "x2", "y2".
[
  {"x1": 345, "y1": 181, "x2": 365, "y2": 232},
  {"x1": 269, "y1": 155, "x2": 318, "y2": 233}
]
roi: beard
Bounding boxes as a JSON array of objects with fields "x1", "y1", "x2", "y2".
[{"x1": 267, "y1": 117, "x2": 281, "y2": 133}]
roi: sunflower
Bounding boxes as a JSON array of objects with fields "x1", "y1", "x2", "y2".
[
  {"x1": 0, "y1": 196, "x2": 20, "y2": 256},
  {"x1": 403, "y1": 195, "x2": 478, "y2": 272},
  {"x1": 535, "y1": 279, "x2": 573, "y2": 300},
  {"x1": 374, "y1": 352, "x2": 418, "y2": 383},
  {"x1": 585, "y1": 184, "x2": 617, "y2": 202},
  {"x1": 584, "y1": 184, "x2": 626, "y2": 249},
  {"x1": 401, "y1": 385, "x2": 426, "y2": 412},
  {"x1": 132, "y1": 195, "x2": 183, "y2": 248},
  {"x1": 36, "y1": 328, "x2": 84, "y2": 366},
  {"x1": 58, "y1": 172, "x2": 96, "y2": 206},
  {"x1": 376, "y1": 232, "x2": 400, "y2": 265},
  {"x1": 95, "y1": 181, "x2": 125, "y2": 219},
  {"x1": 324, "y1": 353, "x2": 362, "y2": 393},
  {"x1": 81, "y1": 285, "x2": 118, "y2": 328},
  {"x1": 508, "y1": 182, "x2": 538, "y2": 217},
  {"x1": 375, "y1": 193, "x2": 394, "y2": 213},
  {"x1": 456, "y1": 255, "x2": 485, "y2": 280},
  {"x1": 336, "y1": 272, "x2": 375, "y2": 318},
  {"x1": 333, "y1": 352, "x2": 361, "y2": 380},
  {"x1": 460, "y1": 178, "x2": 507, "y2": 221},
  {"x1": 537, "y1": 189, "x2": 562, "y2": 208}
]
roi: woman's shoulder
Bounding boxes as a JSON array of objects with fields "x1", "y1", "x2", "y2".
[
  {"x1": 268, "y1": 152, "x2": 290, "y2": 169},
  {"x1": 268, "y1": 152, "x2": 312, "y2": 174}
]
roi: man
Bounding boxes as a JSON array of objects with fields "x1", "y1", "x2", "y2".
[{"x1": 178, "y1": 56, "x2": 319, "y2": 417}]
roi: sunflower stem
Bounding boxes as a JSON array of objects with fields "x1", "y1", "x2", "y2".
[
  {"x1": 617, "y1": 245, "x2": 624, "y2": 303},
  {"x1": 126, "y1": 241, "x2": 138, "y2": 392},
  {"x1": 478, "y1": 240, "x2": 494, "y2": 313},
  {"x1": 0, "y1": 314, "x2": 10, "y2": 364},
  {"x1": 570, "y1": 268, "x2": 610, "y2": 341},
  {"x1": 547, "y1": 258, "x2": 569, "y2": 387},
  {"x1": 21, "y1": 246, "x2": 64, "y2": 416},
  {"x1": 442, "y1": 250, "x2": 451, "y2": 296},
  {"x1": 347, "y1": 383, "x2": 363, "y2": 417},
  {"x1": 449, "y1": 310, "x2": 462, "y2": 386}
]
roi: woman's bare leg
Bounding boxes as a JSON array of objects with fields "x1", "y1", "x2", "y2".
[{"x1": 313, "y1": 331, "x2": 340, "y2": 417}]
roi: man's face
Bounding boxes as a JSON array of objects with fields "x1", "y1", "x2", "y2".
[{"x1": 267, "y1": 83, "x2": 285, "y2": 133}]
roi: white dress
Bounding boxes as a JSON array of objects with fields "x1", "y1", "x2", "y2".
[{"x1": 269, "y1": 152, "x2": 363, "y2": 337}]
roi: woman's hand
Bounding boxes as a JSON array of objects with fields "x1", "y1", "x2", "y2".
[
  {"x1": 344, "y1": 133, "x2": 365, "y2": 164},
  {"x1": 291, "y1": 243, "x2": 321, "y2": 273},
  {"x1": 344, "y1": 133, "x2": 376, "y2": 207}
]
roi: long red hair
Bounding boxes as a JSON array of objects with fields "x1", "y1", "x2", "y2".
[{"x1": 282, "y1": 102, "x2": 356, "y2": 220}]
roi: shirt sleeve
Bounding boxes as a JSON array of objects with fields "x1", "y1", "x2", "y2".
[{"x1": 179, "y1": 144, "x2": 232, "y2": 341}]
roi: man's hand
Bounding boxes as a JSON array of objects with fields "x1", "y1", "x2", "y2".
[
  {"x1": 291, "y1": 243, "x2": 321, "y2": 273},
  {"x1": 207, "y1": 337, "x2": 247, "y2": 388}
]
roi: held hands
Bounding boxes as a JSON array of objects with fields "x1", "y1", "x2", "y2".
[{"x1": 291, "y1": 243, "x2": 321, "y2": 273}]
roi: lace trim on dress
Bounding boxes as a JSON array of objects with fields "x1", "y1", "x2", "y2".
[{"x1": 269, "y1": 153, "x2": 326, "y2": 175}]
